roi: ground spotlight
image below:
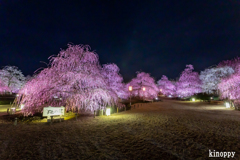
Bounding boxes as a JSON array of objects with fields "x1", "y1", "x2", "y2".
[
  {"x1": 106, "y1": 108, "x2": 110, "y2": 116},
  {"x1": 225, "y1": 102, "x2": 230, "y2": 108}
]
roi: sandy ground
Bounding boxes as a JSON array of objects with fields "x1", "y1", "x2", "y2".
[{"x1": 0, "y1": 99, "x2": 239, "y2": 160}]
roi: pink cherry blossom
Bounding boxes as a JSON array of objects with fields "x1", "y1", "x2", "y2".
[
  {"x1": 126, "y1": 72, "x2": 158, "y2": 99},
  {"x1": 176, "y1": 65, "x2": 202, "y2": 97},
  {"x1": 157, "y1": 75, "x2": 176, "y2": 96},
  {"x1": 218, "y1": 57, "x2": 240, "y2": 71},
  {"x1": 218, "y1": 65, "x2": 240, "y2": 101},
  {"x1": 0, "y1": 79, "x2": 10, "y2": 93},
  {"x1": 17, "y1": 44, "x2": 122, "y2": 116},
  {"x1": 101, "y1": 63, "x2": 128, "y2": 99}
]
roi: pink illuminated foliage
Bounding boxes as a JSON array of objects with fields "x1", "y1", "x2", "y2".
[
  {"x1": 0, "y1": 79, "x2": 10, "y2": 93},
  {"x1": 0, "y1": 66, "x2": 26, "y2": 93},
  {"x1": 157, "y1": 75, "x2": 176, "y2": 96},
  {"x1": 126, "y1": 72, "x2": 158, "y2": 99},
  {"x1": 101, "y1": 63, "x2": 128, "y2": 99},
  {"x1": 217, "y1": 57, "x2": 240, "y2": 107},
  {"x1": 176, "y1": 65, "x2": 202, "y2": 97},
  {"x1": 17, "y1": 44, "x2": 123, "y2": 116},
  {"x1": 218, "y1": 57, "x2": 240, "y2": 71},
  {"x1": 218, "y1": 65, "x2": 240, "y2": 102}
]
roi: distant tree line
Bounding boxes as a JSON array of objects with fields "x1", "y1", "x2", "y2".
[{"x1": 1, "y1": 44, "x2": 239, "y2": 114}]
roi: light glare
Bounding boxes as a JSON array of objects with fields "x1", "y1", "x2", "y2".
[
  {"x1": 106, "y1": 108, "x2": 110, "y2": 116},
  {"x1": 20, "y1": 104, "x2": 24, "y2": 109},
  {"x1": 225, "y1": 102, "x2": 230, "y2": 108},
  {"x1": 129, "y1": 86, "x2": 132, "y2": 91}
]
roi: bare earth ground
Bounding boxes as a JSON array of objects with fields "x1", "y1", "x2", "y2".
[{"x1": 0, "y1": 99, "x2": 239, "y2": 160}]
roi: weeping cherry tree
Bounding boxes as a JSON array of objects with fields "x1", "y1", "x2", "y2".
[
  {"x1": 218, "y1": 65, "x2": 240, "y2": 108},
  {"x1": 101, "y1": 63, "x2": 128, "y2": 99},
  {"x1": 17, "y1": 44, "x2": 121, "y2": 116}
]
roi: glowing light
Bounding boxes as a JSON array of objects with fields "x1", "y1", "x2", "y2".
[
  {"x1": 20, "y1": 104, "x2": 24, "y2": 109},
  {"x1": 129, "y1": 86, "x2": 132, "y2": 91},
  {"x1": 106, "y1": 108, "x2": 110, "y2": 116},
  {"x1": 192, "y1": 98, "x2": 195, "y2": 101},
  {"x1": 127, "y1": 72, "x2": 158, "y2": 100},
  {"x1": 16, "y1": 94, "x2": 19, "y2": 97},
  {"x1": 168, "y1": 95, "x2": 172, "y2": 97},
  {"x1": 143, "y1": 87, "x2": 146, "y2": 91},
  {"x1": 155, "y1": 97, "x2": 158, "y2": 100},
  {"x1": 160, "y1": 89, "x2": 162, "y2": 92},
  {"x1": 225, "y1": 102, "x2": 230, "y2": 108}
]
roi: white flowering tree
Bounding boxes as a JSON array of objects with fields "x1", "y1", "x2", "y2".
[
  {"x1": 126, "y1": 72, "x2": 158, "y2": 99},
  {"x1": 101, "y1": 63, "x2": 128, "y2": 99},
  {"x1": 0, "y1": 66, "x2": 26, "y2": 93},
  {"x1": 200, "y1": 66, "x2": 234, "y2": 94},
  {"x1": 17, "y1": 44, "x2": 123, "y2": 116},
  {"x1": 176, "y1": 65, "x2": 202, "y2": 97},
  {"x1": 157, "y1": 75, "x2": 176, "y2": 96}
]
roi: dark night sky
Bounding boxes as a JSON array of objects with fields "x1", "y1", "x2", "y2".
[{"x1": 0, "y1": 0, "x2": 240, "y2": 82}]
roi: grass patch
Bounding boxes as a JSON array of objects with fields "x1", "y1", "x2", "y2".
[
  {"x1": 0, "y1": 101, "x2": 239, "y2": 159},
  {"x1": 0, "y1": 100, "x2": 13, "y2": 105}
]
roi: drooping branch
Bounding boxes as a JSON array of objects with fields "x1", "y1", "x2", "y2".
[{"x1": 17, "y1": 44, "x2": 122, "y2": 115}]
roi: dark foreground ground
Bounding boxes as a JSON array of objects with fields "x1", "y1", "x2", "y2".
[{"x1": 0, "y1": 99, "x2": 239, "y2": 160}]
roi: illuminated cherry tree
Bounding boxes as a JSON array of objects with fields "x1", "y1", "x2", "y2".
[
  {"x1": 17, "y1": 44, "x2": 122, "y2": 115},
  {"x1": 200, "y1": 66, "x2": 234, "y2": 94},
  {"x1": 176, "y1": 65, "x2": 202, "y2": 97},
  {"x1": 218, "y1": 57, "x2": 240, "y2": 71},
  {"x1": 218, "y1": 67, "x2": 240, "y2": 109},
  {"x1": 218, "y1": 65, "x2": 240, "y2": 99},
  {"x1": 0, "y1": 79, "x2": 10, "y2": 94},
  {"x1": 126, "y1": 72, "x2": 158, "y2": 99},
  {"x1": 101, "y1": 63, "x2": 128, "y2": 99},
  {"x1": 157, "y1": 75, "x2": 176, "y2": 96},
  {"x1": 0, "y1": 66, "x2": 26, "y2": 93}
]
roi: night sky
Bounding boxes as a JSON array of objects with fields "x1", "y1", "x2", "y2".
[{"x1": 0, "y1": 0, "x2": 240, "y2": 82}]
